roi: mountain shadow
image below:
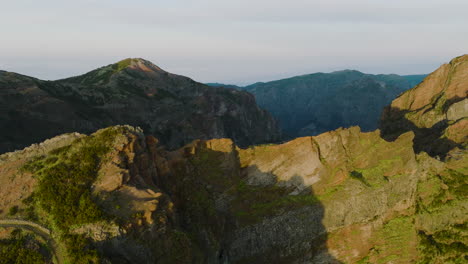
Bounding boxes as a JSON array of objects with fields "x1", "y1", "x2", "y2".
[
  {"x1": 379, "y1": 55, "x2": 468, "y2": 160},
  {"x1": 221, "y1": 165, "x2": 342, "y2": 263},
  {"x1": 380, "y1": 104, "x2": 464, "y2": 159},
  {"x1": 99, "y1": 143, "x2": 343, "y2": 264}
]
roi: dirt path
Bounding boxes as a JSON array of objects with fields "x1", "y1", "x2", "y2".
[{"x1": 0, "y1": 219, "x2": 62, "y2": 264}]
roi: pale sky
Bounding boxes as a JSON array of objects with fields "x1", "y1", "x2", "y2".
[{"x1": 1, "y1": 0, "x2": 467, "y2": 85}]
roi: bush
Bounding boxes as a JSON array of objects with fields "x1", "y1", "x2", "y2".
[
  {"x1": 8, "y1": 206, "x2": 18, "y2": 216},
  {"x1": 23, "y1": 129, "x2": 119, "y2": 229},
  {"x1": 22, "y1": 127, "x2": 121, "y2": 263},
  {"x1": 62, "y1": 234, "x2": 99, "y2": 264},
  {"x1": 0, "y1": 234, "x2": 47, "y2": 264}
]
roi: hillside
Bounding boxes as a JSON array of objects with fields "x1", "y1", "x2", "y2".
[
  {"x1": 381, "y1": 55, "x2": 468, "y2": 157},
  {"x1": 0, "y1": 59, "x2": 281, "y2": 154},
  {"x1": 213, "y1": 71, "x2": 426, "y2": 137},
  {"x1": 0, "y1": 123, "x2": 465, "y2": 263},
  {"x1": 0, "y1": 56, "x2": 465, "y2": 264}
]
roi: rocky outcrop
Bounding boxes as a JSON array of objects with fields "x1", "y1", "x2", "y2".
[
  {"x1": 380, "y1": 55, "x2": 468, "y2": 157},
  {"x1": 1, "y1": 124, "x2": 465, "y2": 263},
  {"x1": 233, "y1": 70, "x2": 426, "y2": 137},
  {"x1": 0, "y1": 58, "x2": 281, "y2": 154}
]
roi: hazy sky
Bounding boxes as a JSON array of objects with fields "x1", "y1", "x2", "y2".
[{"x1": 1, "y1": 0, "x2": 467, "y2": 85}]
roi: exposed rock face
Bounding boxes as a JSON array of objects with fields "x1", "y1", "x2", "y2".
[
  {"x1": 226, "y1": 71, "x2": 426, "y2": 137},
  {"x1": 380, "y1": 55, "x2": 468, "y2": 157},
  {"x1": 0, "y1": 58, "x2": 281, "y2": 154},
  {"x1": 1, "y1": 125, "x2": 465, "y2": 263}
]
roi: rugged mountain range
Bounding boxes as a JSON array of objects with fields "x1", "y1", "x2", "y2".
[
  {"x1": 209, "y1": 72, "x2": 426, "y2": 137},
  {"x1": 0, "y1": 58, "x2": 281, "y2": 154},
  {"x1": 0, "y1": 56, "x2": 466, "y2": 264}
]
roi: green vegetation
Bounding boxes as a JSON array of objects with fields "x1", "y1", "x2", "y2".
[
  {"x1": 115, "y1": 58, "x2": 133, "y2": 72},
  {"x1": 415, "y1": 165, "x2": 468, "y2": 263},
  {"x1": 63, "y1": 59, "x2": 136, "y2": 85},
  {"x1": 25, "y1": 131, "x2": 116, "y2": 229},
  {"x1": 21, "y1": 194, "x2": 39, "y2": 221},
  {"x1": 351, "y1": 156, "x2": 404, "y2": 188},
  {"x1": 8, "y1": 206, "x2": 18, "y2": 216},
  {"x1": 417, "y1": 168, "x2": 467, "y2": 213},
  {"x1": 0, "y1": 231, "x2": 49, "y2": 264},
  {"x1": 356, "y1": 255, "x2": 370, "y2": 264},
  {"x1": 362, "y1": 217, "x2": 417, "y2": 263},
  {"x1": 433, "y1": 94, "x2": 448, "y2": 115},
  {"x1": 418, "y1": 231, "x2": 468, "y2": 264},
  {"x1": 316, "y1": 184, "x2": 345, "y2": 201},
  {"x1": 61, "y1": 233, "x2": 99, "y2": 264},
  {"x1": 22, "y1": 127, "x2": 121, "y2": 263},
  {"x1": 377, "y1": 217, "x2": 416, "y2": 262}
]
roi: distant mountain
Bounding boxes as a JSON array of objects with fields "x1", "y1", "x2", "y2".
[
  {"x1": 232, "y1": 70, "x2": 427, "y2": 137},
  {"x1": 0, "y1": 58, "x2": 281, "y2": 153},
  {"x1": 205, "y1": 82, "x2": 242, "y2": 89}
]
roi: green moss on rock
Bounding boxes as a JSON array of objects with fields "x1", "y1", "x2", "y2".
[{"x1": 415, "y1": 160, "x2": 468, "y2": 263}]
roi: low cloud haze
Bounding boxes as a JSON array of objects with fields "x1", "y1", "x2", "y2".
[{"x1": 1, "y1": 0, "x2": 467, "y2": 85}]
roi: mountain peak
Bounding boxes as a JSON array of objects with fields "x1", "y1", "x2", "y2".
[
  {"x1": 113, "y1": 58, "x2": 166, "y2": 73},
  {"x1": 59, "y1": 58, "x2": 168, "y2": 85}
]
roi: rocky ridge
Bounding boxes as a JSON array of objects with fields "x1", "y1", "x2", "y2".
[{"x1": 381, "y1": 54, "x2": 468, "y2": 157}]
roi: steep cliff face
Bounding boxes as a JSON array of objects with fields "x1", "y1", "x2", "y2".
[
  {"x1": 0, "y1": 59, "x2": 281, "y2": 154},
  {"x1": 234, "y1": 71, "x2": 426, "y2": 137},
  {"x1": 381, "y1": 55, "x2": 468, "y2": 157},
  {"x1": 1, "y1": 125, "x2": 465, "y2": 263}
]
